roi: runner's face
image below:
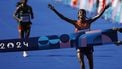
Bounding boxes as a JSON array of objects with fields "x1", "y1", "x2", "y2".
[{"x1": 78, "y1": 10, "x2": 86, "y2": 20}]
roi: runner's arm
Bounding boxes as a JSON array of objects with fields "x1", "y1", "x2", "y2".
[
  {"x1": 30, "y1": 6, "x2": 34, "y2": 19},
  {"x1": 90, "y1": 3, "x2": 111, "y2": 23},
  {"x1": 48, "y1": 4, "x2": 76, "y2": 25},
  {"x1": 13, "y1": 7, "x2": 21, "y2": 22}
]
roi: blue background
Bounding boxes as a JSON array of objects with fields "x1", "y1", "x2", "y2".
[{"x1": 0, "y1": 0, "x2": 122, "y2": 69}]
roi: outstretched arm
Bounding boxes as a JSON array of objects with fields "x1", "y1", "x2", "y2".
[
  {"x1": 48, "y1": 4, "x2": 76, "y2": 25},
  {"x1": 90, "y1": 3, "x2": 111, "y2": 23}
]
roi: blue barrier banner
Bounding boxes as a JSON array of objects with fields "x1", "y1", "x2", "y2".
[{"x1": 0, "y1": 28, "x2": 122, "y2": 52}]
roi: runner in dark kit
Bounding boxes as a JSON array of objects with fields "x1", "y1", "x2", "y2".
[
  {"x1": 48, "y1": 3, "x2": 111, "y2": 69},
  {"x1": 13, "y1": 0, "x2": 34, "y2": 57}
]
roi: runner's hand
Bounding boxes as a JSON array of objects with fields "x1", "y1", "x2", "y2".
[
  {"x1": 17, "y1": 18, "x2": 22, "y2": 22},
  {"x1": 105, "y1": 2, "x2": 112, "y2": 9},
  {"x1": 48, "y1": 4, "x2": 55, "y2": 10}
]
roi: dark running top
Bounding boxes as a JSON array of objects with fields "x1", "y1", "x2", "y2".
[{"x1": 14, "y1": 4, "x2": 34, "y2": 24}]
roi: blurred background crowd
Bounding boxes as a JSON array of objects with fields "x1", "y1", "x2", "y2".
[{"x1": 54, "y1": 0, "x2": 122, "y2": 24}]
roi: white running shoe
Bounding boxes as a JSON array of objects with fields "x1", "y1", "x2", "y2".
[{"x1": 23, "y1": 51, "x2": 28, "y2": 57}]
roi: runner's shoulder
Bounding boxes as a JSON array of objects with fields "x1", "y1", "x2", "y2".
[{"x1": 27, "y1": 5, "x2": 32, "y2": 9}]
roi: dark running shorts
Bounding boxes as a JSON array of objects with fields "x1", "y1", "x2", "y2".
[{"x1": 18, "y1": 22, "x2": 31, "y2": 31}]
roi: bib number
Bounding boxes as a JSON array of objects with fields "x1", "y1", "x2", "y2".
[
  {"x1": 20, "y1": 13, "x2": 30, "y2": 22},
  {"x1": 21, "y1": 16, "x2": 30, "y2": 22}
]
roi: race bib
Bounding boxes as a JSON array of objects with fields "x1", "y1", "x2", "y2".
[{"x1": 20, "y1": 14, "x2": 30, "y2": 22}]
